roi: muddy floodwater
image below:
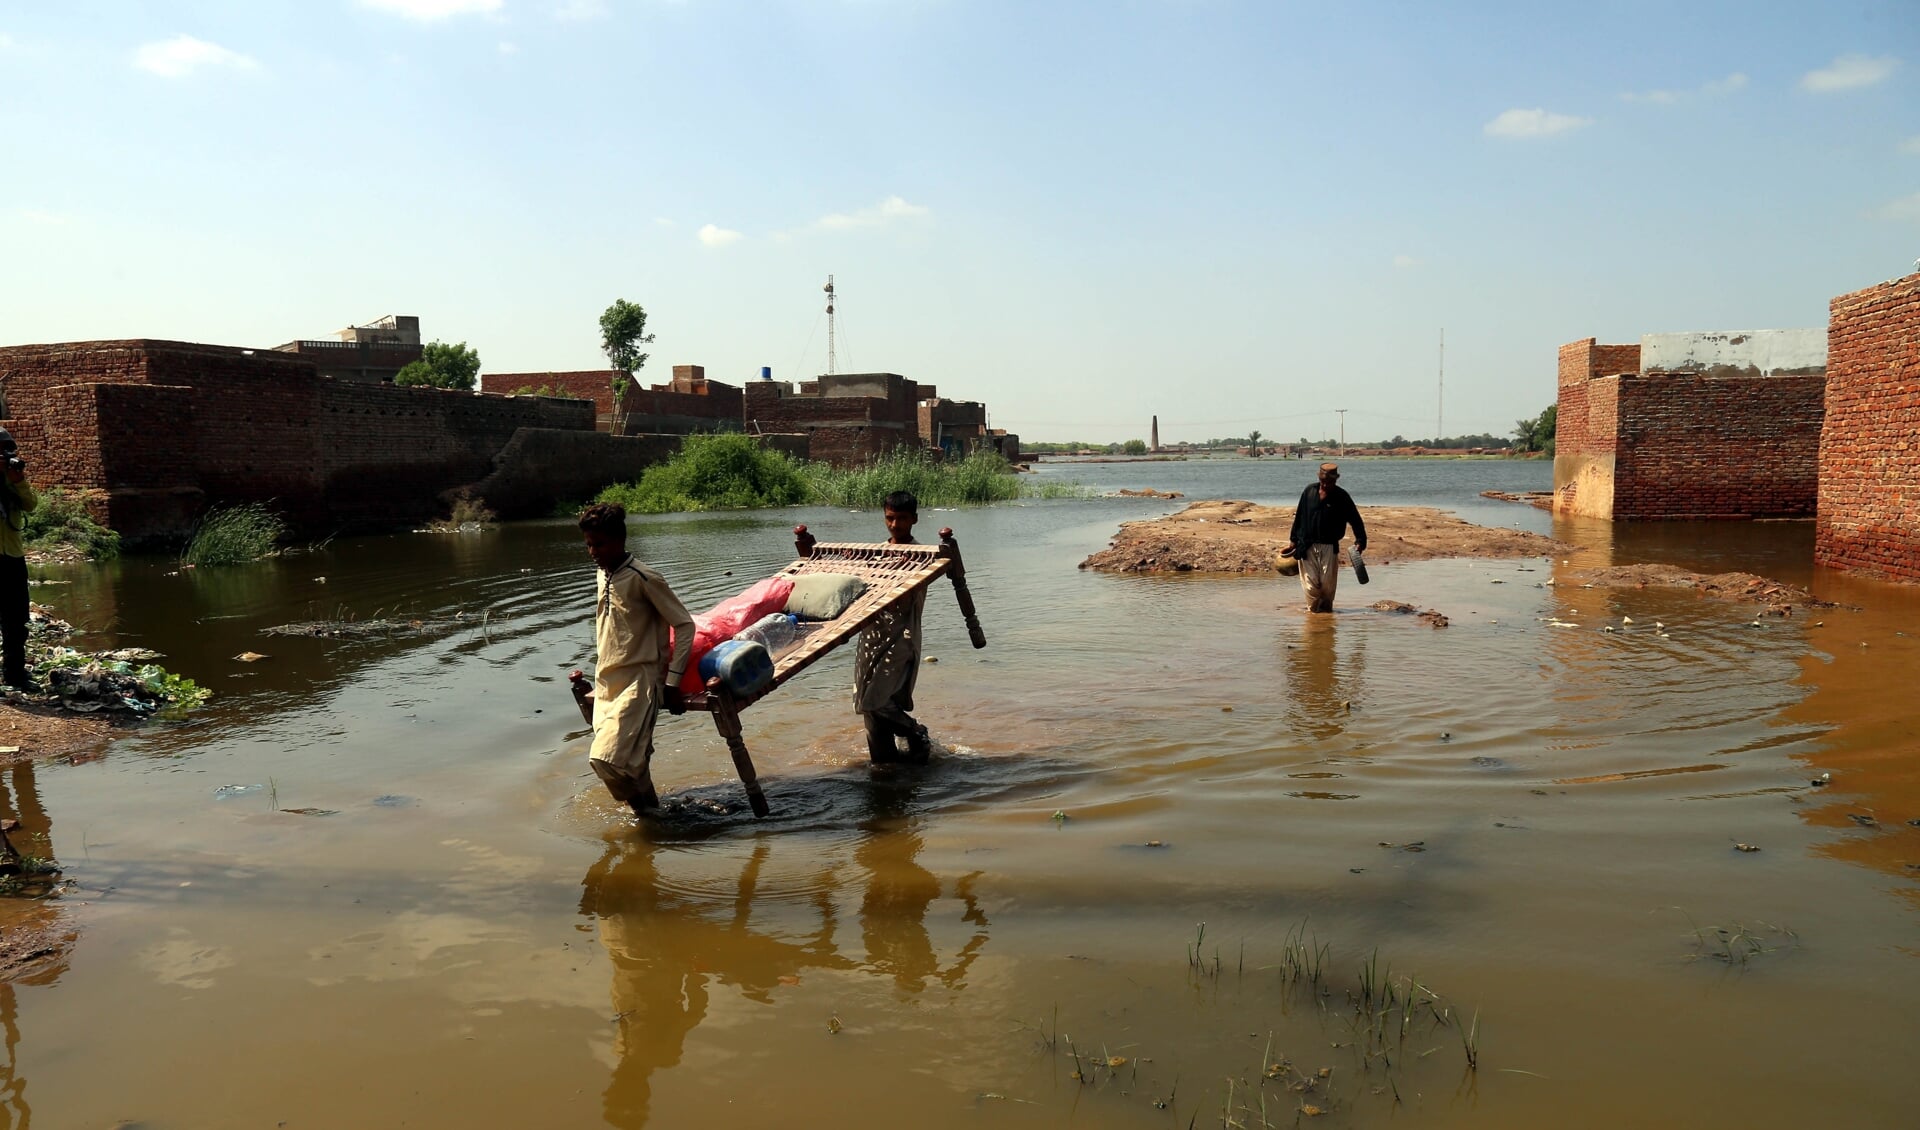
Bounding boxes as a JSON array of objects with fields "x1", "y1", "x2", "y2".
[{"x1": 4, "y1": 458, "x2": 1919, "y2": 1128}]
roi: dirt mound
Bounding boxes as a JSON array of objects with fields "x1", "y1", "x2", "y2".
[
  {"x1": 1080, "y1": 499, "x2": 1569, "y2": 574},
  {"x1": 1370, "y1": 600, "x2": 1450, "y2": 628},
  {"x1": 1575, "y1": 564, "x2": 1844, "y2": 615}
]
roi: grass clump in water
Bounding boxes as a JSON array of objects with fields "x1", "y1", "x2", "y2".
[
  {"x1": 22, "y1": 488, "x2": 120, "y2": 560},
  {"x1": 182, "y1": 503, "x2": 286, "y2": 566},
  {"x1": 597, "y1": 432, "x2": 811, "y2": 514}
]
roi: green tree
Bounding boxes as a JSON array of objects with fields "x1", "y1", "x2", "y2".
[
  {"x1": 1122, "y1": 438, "x2": 1148, "y2": 455},
  {"x1": 1537, "y1": 404, "x2": 1557, "y2": 454},
  {"x1": 600, "y1": 299, "x2": 656, "y2": 375},
  {"x1": 393, "y1": 341, "x2": 482, "y2": 390},
  {"x1": 1512, "y1": 415, "x2": 1540, "y2": 453}
]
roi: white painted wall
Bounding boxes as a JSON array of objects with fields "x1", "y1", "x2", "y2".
[{"x1": 1639, "y1": 329, "x2": 1826, "y2": 376}]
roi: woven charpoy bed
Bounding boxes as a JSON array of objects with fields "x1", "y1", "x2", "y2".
[{"x1": 676, "y1": 524, "x2": 987, "y2": 816}]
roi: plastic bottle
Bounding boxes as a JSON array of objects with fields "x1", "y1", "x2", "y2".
[{"x1": 734, "y1": 612, "x2": 799, "y2": 654}]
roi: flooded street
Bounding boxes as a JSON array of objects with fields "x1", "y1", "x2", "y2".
[{"x1": 5, "y1": 458, "x2": 1918, "y2": 1128}]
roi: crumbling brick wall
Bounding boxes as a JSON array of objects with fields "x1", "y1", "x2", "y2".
[
  {"x1": 480, "y1": 370, "x2": 617, "y2": 424},
  {"x1": 1553, "y1": 339, "x2": 1637, "y2": 518},
  {"x1": 1817, "y1": 272, "x2": 1920, "y2": 581}
]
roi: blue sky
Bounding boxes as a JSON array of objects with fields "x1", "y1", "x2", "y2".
[{"x1": 2, "y1": 1, "x2": 1914, "y2": 444}]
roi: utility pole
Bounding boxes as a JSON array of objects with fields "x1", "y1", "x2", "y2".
[
  {"x1": 1336, "y1": 408, "x2": 1347, "y2": 457},
  {"x1": 824, "y1": 275, "x2": 837, "y2": 376}
]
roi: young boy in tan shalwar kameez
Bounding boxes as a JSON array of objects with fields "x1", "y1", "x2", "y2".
[{"x1": 579, "y1": 502, "x2": 695, "y2": 812}]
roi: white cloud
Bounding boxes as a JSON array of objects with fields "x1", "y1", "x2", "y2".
[
  {"x1": 1898, "y1": 135, "x2": 1920, "y2": 155},
  {"x1": 498, "y1": 40, "x2": 519, "y2": 54},
  {"x1": 552, "y1": 0, "x2": 609, "y2": 19},
  {"x1": 1875, "y1": 191, "x2": 1920, "y2": 223},
  {"x1": 1622, "y1": 72, "x2": 1746, "y2": 105},
  {"x1": 132, "y1": 35, "x2": 258, "y2": 78},
  {"x1": 1392, "y1": 254, "x2": 1420, "y2": 269},
  {"x1": 358, "y1": 0, "x2": 504, "y2": 21},
  {"x1": 1801, "y1": 54, "x2": 1900, "y2": 92},
  {"x1": 698, "y1": 223, "x2": 743, "y2": 247},
  {"x1": 814, "y1": 195, "x2": 931, "y2": 230},
  {"x1": 1484, "y1": 108, "x2": 1592, "y2": 139}
]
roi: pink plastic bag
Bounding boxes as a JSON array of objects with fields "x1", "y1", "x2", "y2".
[{"x1": 677, "y1": 575, "x2": 794, "y2": 694}]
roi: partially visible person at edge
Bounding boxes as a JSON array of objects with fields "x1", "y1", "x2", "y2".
[
  {"x1": 854, "y1": 489, "x2": 931, "y2": 764},
  {"x1": 578, "y1": 502, "x2": 694, "y2": 814},
  {"x1": 1286, "y1": 462, "x2": 1366, "y2": 614},
  {"x1": 0, "y1": 429, "x2": 39, "y2": 690}
]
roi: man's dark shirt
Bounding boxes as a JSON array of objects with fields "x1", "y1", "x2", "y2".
[{"x1": 1290, "y1": 483, "x2": 1366, "y2": 551}]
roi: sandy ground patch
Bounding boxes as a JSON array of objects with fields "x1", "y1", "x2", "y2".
[{"x1": 1079, "y1": 499, "x2": 1570, "y2": 574}]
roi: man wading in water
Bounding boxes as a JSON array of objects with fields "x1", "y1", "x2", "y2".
[
  {"x1": 855, "y1": 490, "x2": 932, "y2": 764},
  {"x1": 578, "y1": 502, "x2": 695, "y2": 813},
  {"x1": 1285, "y1": 462, "x2": 1367, "y2": 614}
]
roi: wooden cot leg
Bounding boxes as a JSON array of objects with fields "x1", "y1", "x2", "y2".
[
  {"x1": 938, "y1": 528, "x2": 988, "y2": 649},
  {"x1": 708, "y1": 683, "x2": 771, "y2": 818}
]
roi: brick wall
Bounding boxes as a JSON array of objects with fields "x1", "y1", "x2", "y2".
[
  {"x1": 1553, "y1": 339, "x2": 1636, "y2": 517},
  {"x1": 1817, "y1": 272, "x2": 1920, "y2": 582},
  {"x1": 745, "y1": 377, "x2": 923, "y2": 467},
  {"x1": 481, "y1": 370, "x2": 617, "y2": 420},
  {"x1": 0, "y1": 338, "x2": 599, "y2": 542},
  {"x1": 1553, "y1": 337, "x2": 1819, "y2": 519},
  {"x1": 1611, "y1": 374, "x2": 1824, "y2": 519}
]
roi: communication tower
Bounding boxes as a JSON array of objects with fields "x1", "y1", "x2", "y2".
[{"x1": 824, "y1": 275, "x2": 837, "y2": 376}]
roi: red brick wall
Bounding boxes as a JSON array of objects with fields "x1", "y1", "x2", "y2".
[
  {"x1": 1554, "y1": 340, "x2": 1635, "y2": 516},
  {"x1": 481, "y1": 370, "x2": 616, "y2": 415},
  {"x1": 1817, "y1": 272, "x2": 1920, "y2": 581},
  {"x1": 0, "y1": 339, "x2": 598, "y2": 540},
  {"x1": 1611, "y1": 375, "x2": 1824, "y2": 519}
]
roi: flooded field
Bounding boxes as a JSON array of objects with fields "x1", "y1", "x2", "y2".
[{"x1": 4, "y1": 458, "x2": 1918, "y2": 1128}]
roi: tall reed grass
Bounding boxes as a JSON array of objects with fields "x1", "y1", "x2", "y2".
[{"x1": 182, "y1": 503, "x2": 286, "y2": 566}]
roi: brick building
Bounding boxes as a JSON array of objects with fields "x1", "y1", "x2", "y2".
[
  {"x1": 744, "y1": 372, "x2": 928, "y2": 467},
  {"x1": 1554, "y1": 332, "x2": 1826, "y2": 520},
  {"x1": 0, "y1": 338, "x2": 594, "y2": 541},
  {"x1": 1816, "y1": 271, "x2": 1920, "y2": 582},
  {"x1": 919, "y1": 396, "x2": 988, "y2": 456},
  {"x1": 273, "y1": 314, "x2": 424, "y2": 384},
  {"x1": 480, "y1": 364, "x2": 744, "y2": 435}
]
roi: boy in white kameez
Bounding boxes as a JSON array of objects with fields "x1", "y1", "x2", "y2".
[
  {"x1": 854, "y1": 490, "x2": 932, "y2": 764},
  {"x1": 579, "y1": 502, "x2": 695, "y2": 813}
]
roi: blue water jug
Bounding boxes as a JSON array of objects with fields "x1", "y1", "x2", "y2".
[{"x1": 698, "y1": 639, "x2": 775, "y2": 699}]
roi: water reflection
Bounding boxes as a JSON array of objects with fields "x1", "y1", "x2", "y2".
[
  {"x1": 1283, "y1": 617, "x2": 1365, "y2": 741},
  {"x1": 579, "y1": 778, "x2": 990, "y2": 1126},
  {"x1": 0, "y1": 763, "x2": 67, "y2": 1130}
]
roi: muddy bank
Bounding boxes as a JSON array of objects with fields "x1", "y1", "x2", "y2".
[
  {"x1": 1481, "y1": 489, "x2": 1554, "y2": 509},
  {"x1": 1080, "y1": 499, "x2": 1570, "y2": 574},
  {"x1": 1574, "y1": 563, "x2": 1844, "y2": 615},
  {"x1": 0, "y1": 703, "x2": 117, "y2": 769}
]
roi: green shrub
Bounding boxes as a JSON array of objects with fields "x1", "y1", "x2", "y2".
[
  {"x1": 182, "y1": 503, "x2": 286, "y2": 566},
  {"x1": 597, "y1": 432, "x2": 811, "y2": 514},
  {"x1": 22, "y1": 488, "x2": 120, "y2": 560}
]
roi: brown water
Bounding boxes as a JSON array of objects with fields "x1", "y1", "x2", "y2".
[{"x1": 3, "y1": 459, "x2": 1918, "y2": 1129}]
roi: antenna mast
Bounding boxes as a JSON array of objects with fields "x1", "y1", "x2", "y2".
[
  {"x1": 824, "y1": 275, "x2": 837, "y2": 376},
  {"x1": 1437, "y1": 328, "x2": 1445, "y2": 441}
]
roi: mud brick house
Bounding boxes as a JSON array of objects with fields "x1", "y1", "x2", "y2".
[
  {"x1": 919, "y1": 396, "x2": 988, "y2": 456},
  {"x1": 480, "y1": 364, "x2": 745, "y2": 435},
  {"x1": 1816, "y1": 271, "x2": 1920, "y2": 583},
  {"x1": 272, "y1": 314, "x2": 424, "y2": 384},
  {"x1": 1554, "y1": 330, "x2": 1827, "y2": 520},
  {"x1": 744, "y1": 372, "x2": 929, "y2": 467}
]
